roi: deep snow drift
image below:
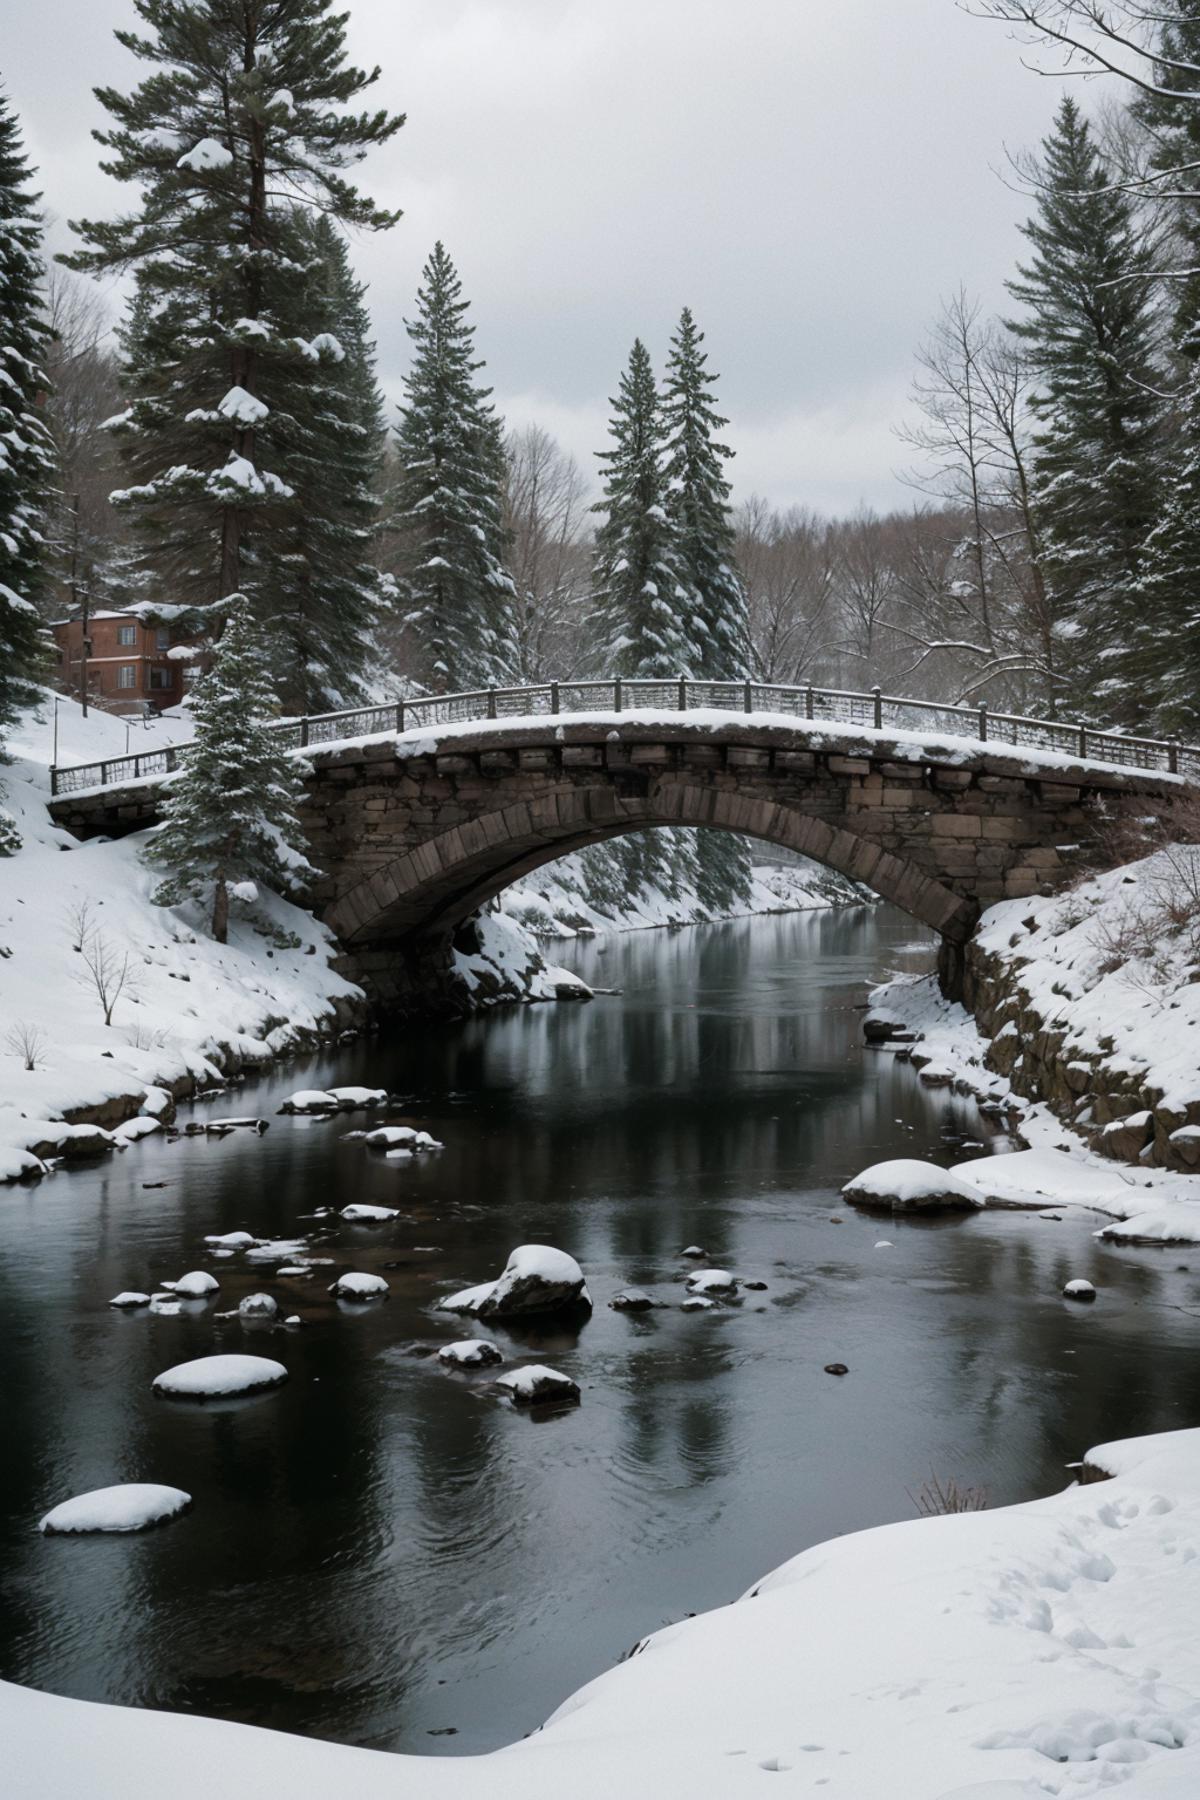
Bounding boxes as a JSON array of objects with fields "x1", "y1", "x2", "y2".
[{"x1": 7, "y1": 1426, "x2": 1200, "y2": 1796}]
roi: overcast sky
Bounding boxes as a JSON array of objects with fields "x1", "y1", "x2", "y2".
[{"x1": 6, "y1": 0, "x2": 1067, "y2": 514}]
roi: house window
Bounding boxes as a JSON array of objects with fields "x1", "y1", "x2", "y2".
[
  {"x1": 117, "y1": 665, "x2": 138, "y2": 689},
  {"x1": 155, "y1": 627, "x2": 170, "y2": 650},
  {"x1": 149, "y1": 667, "x2": 174, "y2": 690},
  {"x1": 117, "y1": 623, "x2": 137, "y2": 646}
]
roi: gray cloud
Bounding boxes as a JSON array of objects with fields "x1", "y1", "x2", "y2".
[{"x1": 7, "y1": 0, "x2": 1061, "y2": 512}]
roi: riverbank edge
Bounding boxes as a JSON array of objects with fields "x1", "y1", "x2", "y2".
[{"x1": 5, "y1": 1424, "x2": 1200, "y2": 1798}]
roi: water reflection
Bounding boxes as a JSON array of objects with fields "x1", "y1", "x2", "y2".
[{"x1": 1, "y1": 906, "x2": 1198, "y2": 1755}]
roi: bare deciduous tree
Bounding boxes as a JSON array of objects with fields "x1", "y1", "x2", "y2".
[
  {"x1": 502, "y1": 424, "x2": 592, "y2": 678},
  {"x1": 735, "y1": 496, "x2": 838, "y2": 683},
  {"x1": 76, "y1": 923, "x2": 139, "y2": 1027},
  {"x1": 5, "y1": 1020, "x2": 48, "y2": 1071}
]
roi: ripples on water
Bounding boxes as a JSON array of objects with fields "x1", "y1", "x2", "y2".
[{"x1": 2, "y1": 907, "x2": 1200, "y2": 1754}]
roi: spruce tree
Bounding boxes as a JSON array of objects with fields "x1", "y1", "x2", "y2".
[
  {"x1": 146, "y1": 595, "x2": 313, "y2": 941},
  {"x1": 265, "y1": 210, "x2": 391, "y2": 710},
  {"x1": 591, "y1": 338, "x2": 694, "y2": 675},
  {"x1": 1006, "y1": 96, "x2": 1162, "y2": 720},
  {"x1": 1131, "y1": 3, "x2": 1200, "y2": 354},
  {"x1": 1127, "y1": 358, "x2": 1200, "y2": 736},
  {"x1": 64, "y1": 0, "x2": 403, "y2": 690},
  {"x1": 661, "y1": 307, "x2": 752, "y2": 908},
  {"x1": 392, "y1": 242, "x2": 516, "y2": 691},
  {"x1": 0, "y1": 90, "x2": 53, "y2": 749}
]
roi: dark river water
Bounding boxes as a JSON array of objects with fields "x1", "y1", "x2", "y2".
[{"x1": 3, "y1": 905, "x2": 1200, "y2": 1758}]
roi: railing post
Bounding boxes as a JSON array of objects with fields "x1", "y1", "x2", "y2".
[
  {"x1": 743, "y1": 678, "x2": 753, "y2": 714},
  {"x1": 678, "y1": 675, "x2": 688, "y2": 711},
  {"x1": 1079, "y1": 724, "x2": 1088, "y2": 759},
  {"x1": 396, "y1": 701, "x2": 405, "y2": 734},
  {"x1": 487, "y1": 688, "x2": 497, "y2": 720},
  {"x1": 101, "y1": 761, "x2": 109, "y2": 787},
  {"x1": 51, "y1": 765, "x2": 59, "y2": 797},
  {"x1": 550, "y1": 681, "x2": 560, "y2": 715},
  {"x1": 1170, "y1": 743, "x2": 1179, "y2": 775},
  {"x1": 805, "y1": 685, "x2": 814, "y2": 720},
  {"x1": 300, "y1": 717, "x2": 309, "y2": 748},
  {"x1": 614, "y1": 677, "x2": 622, "y2": 713},
  {"x1": 978, "y1": 703, "x2": 988, "y2": 743},
  {"x1": 134, "y1": 755, "x2": 142, "y2": 780},
  {"x1": 872, "y1": 685, "x2": 883, "y2": 730}
]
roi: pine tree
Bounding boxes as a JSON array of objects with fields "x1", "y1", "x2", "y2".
[
  {"x1": 591, "y1": 338, "x2": 694, "y2": 676},
  {"x1": 264, "y1": 210, "x2": 391, "y2": 710},
  {"x1": 1006, "y1": 96, "x2": 1162, "y2": 721},
  {"x1": 0, "y1": 90, "x2": 53, "y2": 750},
  {"x1": 1126, "y1": 357, "x2": 1200, "y2": 736},
  {"x1": 63, "y1": 0, "x2": 403, "y2": 688},
  {"x1": 661, "y1": 307, "x2": 753, "y2": 908},
  {"x1": 146, "y1": 595, "x2": 313, "y2": 941},
  {"x1": 392, "y1": 242, "x2": 516, "y2": 691},
  {"x1": 1131, "y1": 3, "x2": 1200, "y2": 354}
]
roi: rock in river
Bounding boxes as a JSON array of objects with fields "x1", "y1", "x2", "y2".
[
  {"x1": 438, "y1": 1339, "x2": 503, "y2": 1368},
  {"x1": 495, "y1": 1365, "x2": 580, "y2": 1406},
  {"x1": 842, "y1": 1159, "x2": 984, "y2": 1213},
  {"x1": 152, "y1": 1354, "x2": 288, "y2": 1399},
  {"x1": 39, "y1": 1484, "x2": 192, "y2": 1534},
  {"x1": 438, "y1": 1245, "x2": 590, "y2": 1319}
]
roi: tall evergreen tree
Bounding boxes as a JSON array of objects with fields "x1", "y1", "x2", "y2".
[
  {"x1": 0, "y1": 90, "x2": 53, "y2": 752},
  {"x1": 1131, "y1": 2, "x2": 1200, "y2": 354},
  {"x1": 266, "y1": 209, "x2": 391, "y2": 710},
  {"x1": 591, "y1": 338, "x2": 694, "y2": 675},
  {"x1": 661, "y1": 307, "x2": 752, "y2": 908},
  {"x1": 392, "y1": 242, "x2": 516, "y2": 691},
  {"x1": 1006, "y1": 95, "x2": 1162, "y2": 720},
  {"x1": 1127, "y1": 360, "x2": 1200, "y2": 736},
  {"x1": 662, "y1": 307, "x2": 749, "y2": 677},
  {"x1": 64, "y1": 0, "x2": 403, "y2": 694},
  {"x1": 146, "y1": 594, "x2": 313, "y2": 942}
]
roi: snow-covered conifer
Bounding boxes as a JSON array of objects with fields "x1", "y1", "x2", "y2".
[
  {"x1": 64, "y1": 0, "x2": 403, "y2": 697},
  {"x1": 392, "y1": 242, "x2": 516, "y2": 691},
  {"x1": 662, "y1": 307, "x2": 752, "y2": 907},
  {"x1": 1006, "y1": 96, "x2": 1162, "y2": 719},
  {"x1": 1128, "y1": 362, "x2": 1200, "y2": 735},
  {"x1": 146, "y1": 595, "x2": 313, "y2": 942},
  {"x1": 0, "y1": 90, "x2": 53, "y2": 746},
  {"x1": 591, "y1": 338, "x2": 693, "y2": 675}
]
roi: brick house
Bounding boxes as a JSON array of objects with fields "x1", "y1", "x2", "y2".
[{"x1": 51, "y1": 610, "x2": 204, "y2": 716}]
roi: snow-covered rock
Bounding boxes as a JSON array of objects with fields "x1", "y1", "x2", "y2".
[
  {"x1": 278, "y1": 1089, "x2": 340, "y2": 1115},
  {"x1": 680, "y1": 1244, "x2": 707, "y2": 1258},
  {"x1": 438, "y1": 1339, "x2": 503, "y2": 1368},
  {"x1": 340, "y1": 1203, "x2": 400, "y2": 1222},
  {"x1": 238, "y1": 1292, "x2": 277, "y2": 1318},
  {"x1": 204, "y1": 1231, "x2": 257, "y2": 1250},
  {"x1": 684, "y1": 1269, "x2": 738, "y2": 1296},
  {"x1": 244, "y1": 1238, "x2": 308, "y2": 1264},
  {"x1": 843, "y1": 1158, "x2": 985, "y2": 1212},
  {"x1": 172, "y1": 1271, "x2": 219, "y2": 1299},
  {"x1": 437, "y1": 1244, "x2": 589, "y2": 1318},
  {"x1": 152, "y1": 1354, "x2": 288, "y2": 1398},
  {"x1": 610, "y1": 1288, "x2": 657, "y2": 1311},
  {"x1": 495, "y1": 1364, "x2": 580, "y2": 1406},
  {"x1": 39, "y1": 1484, "x2": 192, "y2": 1535},
  {"x1": 1062, "y1": 1278, "x2": 1097, "y2": 1302},
  {"x1": 325, "y1": 1086, "x2": 388, "y2": 1110},
  {"x1": 108, "y1": 1291, "x2": 151, "y2": 1309},
  {"x1": 329, "y1": 1271, "x2": 388, "y2": 1302},
  {"x1": 681, "y1": 1296, "x2": 716, "y2": 1311},
  {"x1": 362, "y1": 1125, "x2": 443, "y2": 1151}
]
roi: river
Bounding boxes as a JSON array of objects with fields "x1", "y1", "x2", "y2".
[{"x1": 2, "y1": 904, "x2": 1199, "y2": 1757}]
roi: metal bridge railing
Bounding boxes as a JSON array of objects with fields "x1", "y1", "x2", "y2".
[{"x1": 48, "y1": 678, "x2": 1200, "y2": 798}]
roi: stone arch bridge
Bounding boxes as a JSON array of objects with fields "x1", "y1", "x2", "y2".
[{"x1": 49, "y1": 684, "x2": 1192, "y2": 1014}]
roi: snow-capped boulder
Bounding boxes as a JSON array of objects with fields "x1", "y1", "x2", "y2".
[
  {"x1": 203, "y1": 1230, "x2": 257, "y2": 1250},
  {"x1": 173, "y1": 1270, "x2": 219, "y2": 1299},
  {"x1": 148, "y1": 1295, "x2": 180, "y2": 1315},
  {"x1": 238, "y1": 1292, "x2": 277, "y2": 1318},
  {"x1": 109, "y1": 1291, "x2": 151, "y2": 1309},
  {"x1": 438, "y1": 1339, "x2": 503, "y2": 1368},
  {"x1": 1099, "y1": 1111, "x2": 1154, "y2": 1164},
  {"x1": 437, "y1": 1245, "x2": 589, "y2": 1318},
  {"x1": 324, "y1": 1086, "x2": 388, "y2": 1111},
  {"x1": 495, "y1": 1364, "x2": 580, "y2": 1406},
  {"x1": 278, "y1": 1090, "x2": 340, "y2": 1115},
  {"x1": 842, "y1": 1159, "x2": 984, "y2": 1213},
  {"x1": 681, "y1": 1296, "x2": 715, "y2": 1311},
  {"x1": 685, "y1": 1269, "x2": 738, "y2": 1296},
  {"x1": 680, "y1": 1245, "x2": 707, "y2": 1259},
  {"x1": 610, "y1": 1288, "x2": 656, "y2": 1311},
  {"x1": 362, "y1": 1124, "x2": 443, "y2": 1152},
  {"x1": 152, "y1": 1354, "x2": 288, "y2": 1398},
  {"x1": 244, "y1": 1238, "x2": 308, "y2": 1263},
  {"x1": 340, "y1": 1203, "x2": 400, "y2": 1223},
  {"x1": 39, "y1": 1484, "x2": 192, "y2": 1534},
  {"x1": 1062, "y1": 1278, "x2": 1097, "y2": 1302},
  {"x1": 329, "y1": 1271, "x2": 389, "y2": 1301}
]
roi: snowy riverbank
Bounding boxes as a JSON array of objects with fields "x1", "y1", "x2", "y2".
[{"x1": 7, "y1": 1423, "x2": 1200, "y2": 1797}]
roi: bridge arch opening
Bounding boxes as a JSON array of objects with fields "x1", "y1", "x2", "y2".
[{"x1": 325, "y1": 779, "x2": 978, "y2": 971}]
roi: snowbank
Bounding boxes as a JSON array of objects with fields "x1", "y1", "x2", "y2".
[
  {"x1": 451, "y1": 908, "x2": 593, "y2": 1008},
  {"x1": 9, "y1": 1426, "x2": 1200, "y2": 1795},
  {"x1": 0, "y1": 695, "x2": 363, "y2": 1183}
]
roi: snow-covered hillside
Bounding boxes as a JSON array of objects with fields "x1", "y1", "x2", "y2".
[
  {"x1": 7, "y1": 1424, "x2": 1200, "y2": 1797},
  {"x1": 0, "y1": 696, "x2": 361, "y2": 1180}
]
